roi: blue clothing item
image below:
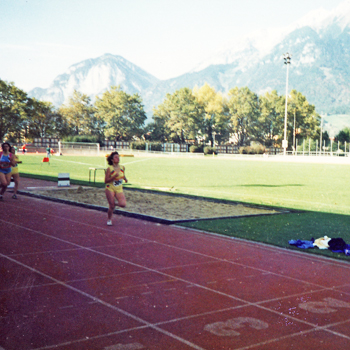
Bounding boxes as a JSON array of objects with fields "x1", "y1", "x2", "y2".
[
  {"x1": 328, "y1": 238, "x2": 347, "y2": 251},
  {"x1": 0, "y1": 153, "x2": 11, "y2": 174},
  {"x1": 288, "y1": 239, "x2": 315, "y2": 249},
  {"x1": 345, "y1": 245, "x2": 350, "y2": 256},
  {"x1": 330, "y1": 243, "x2": 350, "y2": 255}
]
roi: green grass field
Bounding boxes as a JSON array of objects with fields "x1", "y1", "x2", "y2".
[
  {"x1": 18, "y1": 153, "x2": 350, "y2": 260},
  {"x1": 18, "y1": 153, "x2": 350, "y2": 214}
]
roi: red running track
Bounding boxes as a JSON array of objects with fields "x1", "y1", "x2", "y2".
[{"x1": 1, "y1": 181, "x2": 350, "y2": 349}]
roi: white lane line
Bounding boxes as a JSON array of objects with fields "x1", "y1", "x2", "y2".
[
  {"x1": 194, "y1": 188, "x2": 350, "y2": 210},
  {"x1": 115, "y1": 296, "x2": 130, "y2": 300},
  {"x1": 4, "y1": 203, "x2": 350, "y2": 294},
  {"x1": 34, "y1": 325, "x2": 150, "y2": 350},
  {"x1": 12, "y1": 196, "x2": 339, "y2": 271},
  {"x1": 5, "y1": 221, "x2": 347, "y2": 350},
  {"x1": 7, "y1": 203, "x2": 350, "y2": 347},
  {"x1": 1, "y1": 252, "x2": 206, "y2": 350},
  {"x1": 228, "y1": 324, "x2": 350, "y2": 350},
  {"x1": 4, "y1": 210, "x2": 349, "y2": 291},
  {"x1": 1, "y1": 219, "x2": 332, "y2": 329},
  {"x1": 51, "y1": 157, "x2": 151, "y2": 167},
  {"x1": 49, "y1": 158, "x2": 103, "y2": 167},
  {"x1": 4, "y1": 203, "x2": 350, "y2": 278},
  {"x1": 104, "y1": 343, "x2": 144, "y2": 350},
  {"x1": 122, "y1": 158, "x2": 151, "y2": 165}
]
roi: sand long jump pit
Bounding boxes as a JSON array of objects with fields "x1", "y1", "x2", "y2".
[{"x1": 21, "y1": 186, "x2": 288, "y2": 224}]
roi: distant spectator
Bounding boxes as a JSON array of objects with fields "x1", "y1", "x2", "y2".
[{"x1": 46, "y1": 145, "x2": 51, "y2": 157}]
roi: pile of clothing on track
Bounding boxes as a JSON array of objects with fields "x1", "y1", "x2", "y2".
[{"x1": 289, "y1": 236, "x2": 350, "y2": 256}]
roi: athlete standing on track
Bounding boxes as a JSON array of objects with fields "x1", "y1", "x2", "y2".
[
  {"x1": 105, "y1": 151, "x2": 128, "y2": 226},
  {"x1": 0, "y1": 142, "x2": 16, "y2": 200}
]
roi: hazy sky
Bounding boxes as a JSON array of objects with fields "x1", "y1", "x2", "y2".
[{"x1": 0, "y1": 0, "x2": 345, "y2": 91}]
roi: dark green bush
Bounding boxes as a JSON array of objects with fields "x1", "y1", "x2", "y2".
[
  {"x1": 130, "y1": 142, "x2": 146, "y2": 150},
  {"x1": 190, "y1": 145, "x2": 204, "y2": 153},
  {"x1": 239, "y1": 145, "x2": 265, "y2": 154},
  {"x1": 63, "y1": 135, "x2": 102, "y2": 144},
  {"x1": 149, "y1": 142, "x2": 162, "y2": 151},
  {"x1": 130, "y1": 142, "x2": 163, "y2": 151},
  {"x1": 204, "y1": 146, "x2": 217, "y2": 155}
]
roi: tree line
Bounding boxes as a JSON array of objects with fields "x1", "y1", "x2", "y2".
[
  {"x1": 150, "y1": 84, "x2": 321, "y2": 148},
  {"x1": 0, "y1": 82, "x2": 146, "y2": 144},
  {"x1": 0, "y1": 78, "x2": 334, "y2": 149}
]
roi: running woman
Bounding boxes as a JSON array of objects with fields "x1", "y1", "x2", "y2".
[
  {"x1": 0, "y1": 142, "x2": 16, "y2": 200},
  {"x1": 9, "y1": 146, "x2": 21, "y2": 199},
  {"x1": 105, "y1": 151, "x2": 128, "y2": 225}
]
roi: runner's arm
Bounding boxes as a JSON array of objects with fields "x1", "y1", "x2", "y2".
[
  {"x1": 123, "y1": 168, "x2": 128, "y2": 183},
  {"x1": 10, "y1": 157, "x2": 16, "y2": 167}
]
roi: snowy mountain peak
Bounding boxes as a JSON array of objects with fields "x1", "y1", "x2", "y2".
[
  {"x1": 191, "y1": 0, "x2": 350, "y2": 73},
  {"x1": 331, "y1": 0, "x2": 350, "y2": 30},
  {"x1": 29, "y1": 54, "x2": 159, "y2": 107},
  {"x1": 29, "y1": 1, "x2": 350, "y2": 125},
  {"x1": 304, "y1": 0, "x2": 350, "y2": 32},
  {"x1": 291, "y1": 8, "x2": 330, "y2": 30},
  {"x1": 65, "y1": 54, "x2": 138, "y2": 75},
  {"x1": 191, "y1": 26, "x2": 290, "y2": 73}
]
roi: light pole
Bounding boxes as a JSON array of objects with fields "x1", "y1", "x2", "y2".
[
  {"x1": 293, "y1": 109, "x2": 296, "y2": 154},
  {"x1": 283, "y1": 53, "x2": 291, "y2": 156},
  {"x1": 319, "y1": 114, "x2": 323, "y2": 156}
]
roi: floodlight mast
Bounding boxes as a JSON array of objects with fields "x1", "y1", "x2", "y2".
[
  {"x1": 283, "y1": 53, "x2": 291, "y2": 156},
  {"x1": 320, "y1": 115, "x2": 323, "y2": 156}
]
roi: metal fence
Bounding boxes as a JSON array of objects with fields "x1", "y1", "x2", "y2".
[
  {"x1": 33, "y1": 137, "x2": 59, "y2": 147},
  {"x1": 31, "y1": 139, "x2": 284, "y2": 155},
  {"x1": 29, "y1": 138, "x2": 350, "y2": 159}
]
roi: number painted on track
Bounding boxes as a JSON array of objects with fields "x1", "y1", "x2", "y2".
[
  {"x1": 299, "y1": 297, "x2": 350, "y2": 314},
  {"x1": 204, "y1": 317, "x2": 268, "y2": 337},
  {"x1": 104, "y1": 343, "x2": 144, "y2": 350}
]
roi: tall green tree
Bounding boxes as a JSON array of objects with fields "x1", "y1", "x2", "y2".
[
  {"x1": 0, "y1": 80, "x2": 29, "y2": 141},
  {"x1": 258, "y1": 90, "x2": 285, "y2": 146},
  {"x1": 286, "y1": 90, "x2": 320, "y2": 149},
  {"x1": 227, "y1": 86, "x2": 260, "y2": 146},
  {"x1": 193, "y1": 83, "x2": 229, "y2": 146},
  {"x1": 143, "y1": 121, "x2": 167, "y2": 142},
  {"x1": 59, "y1": 90, "x2": 98, "y2": 136},
  {"x1": 95, "y1": 86, "x2": 146, "y2": 141},
  {"x1": 26, "y1": 99, "x2": 68, "y2": 138},
  {"x1": 336, "y1": 127, "x2": 350, "y2": 143},
  {"x1": 153, "y1": 87, "x2": 203, "y2": 143}
]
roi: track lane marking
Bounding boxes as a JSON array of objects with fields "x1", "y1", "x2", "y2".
[{"x1": 0, "y1": 251, "x2": 206, "y2": 350}]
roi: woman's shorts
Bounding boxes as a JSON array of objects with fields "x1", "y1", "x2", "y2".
[
  {"x1": 105, "y1": 184, "x2": 123, "y2": 194},
  {"x1": 11, "y1": 167, "x2": 19, "y2": 175},
  {"x1": 0, "y1": 168, "x2": 11, "y2": 175}
]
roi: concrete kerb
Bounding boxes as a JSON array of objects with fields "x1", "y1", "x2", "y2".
[
  {"x1": 17, "y1": 188, "x2": 294, "y2": 226},
  {"x1": 18, "y1": 190, "x2": 172, "y2": 225}
]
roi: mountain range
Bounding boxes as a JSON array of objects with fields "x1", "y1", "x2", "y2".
[{"x1": 29, "y1": 1, "x2": 350, "y2": 135}]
